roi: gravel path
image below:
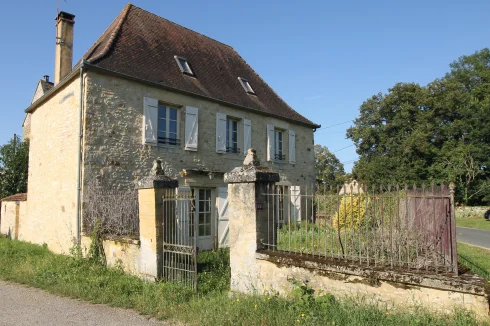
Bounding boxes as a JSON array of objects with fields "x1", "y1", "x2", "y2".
[
  {"x1": 0, "y1": 281, "x2": 167, "y2": 326},
  {"x1": 457, "y1": 227, "x2": 490, "y2": 250}
]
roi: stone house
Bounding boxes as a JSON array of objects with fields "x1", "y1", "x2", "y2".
[{"x1": 20, "y1": 4, "x2": 319, "y2": 253}]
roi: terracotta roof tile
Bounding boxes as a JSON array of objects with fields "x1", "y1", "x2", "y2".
[
  {"x1": 81, "y1": 4, "x2": 319, "y2": 128},
  {"x1": 1, "y1": 193, "x2": 27, "y2": 202}
]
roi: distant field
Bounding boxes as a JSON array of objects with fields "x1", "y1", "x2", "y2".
[{"x1": 455, "y1": 206, "x2": 490, "y2": 231}]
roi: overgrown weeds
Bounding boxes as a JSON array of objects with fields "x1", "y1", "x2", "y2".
[{"x1": 0, "y1": 237, "x2": 486, "y2": 326}]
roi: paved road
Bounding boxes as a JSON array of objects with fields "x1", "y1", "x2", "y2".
[
  {"x1": 456, "y1": 227, "x2": 490, "y2": 250},
  {"x1": 0, "y1": 281, "x2": 167, "y2": 326}
]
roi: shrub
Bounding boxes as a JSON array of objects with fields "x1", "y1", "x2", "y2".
[{"x1": 333, "y1": 195, "x2": 368, "y2": 230}]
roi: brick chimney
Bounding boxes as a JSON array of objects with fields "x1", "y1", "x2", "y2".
[{"x1": 54, "y1": 11, "x2": 75, "y2": 85}]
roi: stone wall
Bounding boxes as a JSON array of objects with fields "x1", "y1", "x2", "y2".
[
  {"x1": 23, "y1": 77, "x2": 81, "y2": 253},
  {"x1": 81, "y1": 235, "x2": 140, "y2": 275},
  {"x1": 254, "y1": 251, "x2": 489, "y2": 319},
  {"x1": 22, "y1": 114, "x2": 31, "y2": 140},
  {"x1": 0, "y1": 201, "x2": 26, "y2": 239},
  {"x1": 82, "y1": 71, "x2": 315, "y2": 190}
]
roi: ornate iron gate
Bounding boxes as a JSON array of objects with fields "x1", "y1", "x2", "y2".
[{"x1": 162, "y1": 189, "x2": 198, "y2": 291}]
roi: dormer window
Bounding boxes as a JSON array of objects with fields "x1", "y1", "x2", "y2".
[
  {"x1": 174, "y1": 55, "x2": 195, "y2": 76},
  {"x1": 238, "y1": 77, "x2": 255, "y2": 95}
]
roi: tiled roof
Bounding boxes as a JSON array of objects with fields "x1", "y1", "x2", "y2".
[
  {"x1": 80, "y1": 4, "x2": 319, "y2": 128},
  {"x1": 1, "y1": 193, "x2": 27, "y2": 202}
]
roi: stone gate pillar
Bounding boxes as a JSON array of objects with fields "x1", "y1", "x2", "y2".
[
  {"x1": 224, "y1": 149, "x2": 279, "y2": 293},
  {"x1": 137, "y1": 159, "x2": 178, "y2": 281}
]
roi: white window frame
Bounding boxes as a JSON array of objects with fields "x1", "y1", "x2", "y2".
[
  {"x1": 174, "y1": 55, "x2": 195, "y2": 76},
  {"x1": 226, "y1": 118, "x2": 239, "y2": 154},
  {"x1": 157, "y1": 104, "x2": 180, "y2": 146},
  {"x1": 238, "y1": 77, "x2": 255, "y2": 95},
  {"x1": 273, "y1": 128, "x2": 285, "y2": 161}
]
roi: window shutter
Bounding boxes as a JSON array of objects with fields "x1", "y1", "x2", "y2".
[
  {"x1": 288, "y1": 130, "x2": 296, "y2": 164},
  {"x1": 142, "y1": 97, "x2": 158, "y2": 145},
  {"x1": 243, "y1": 119, "x2": 251, "y2": 156},
  {"x1": 267, "y1": 124, "x2": 274, "y2": 161},
  {"x1": 216, "y1": 113, "x2": 227, "y2": 153},
  {"x1": 290, "y1": 186, "x2": 301, "y2": 223},
  {"x1": 217, "y1": 187, "x2": 229, "y2": 248},
  {"x1": 184, "y1": 106, "x2": 199, "y2": 151}
]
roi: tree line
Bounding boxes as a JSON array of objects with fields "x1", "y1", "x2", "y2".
[{"x1": 316, "y1": 48, "x2": 490, "y2": 205}]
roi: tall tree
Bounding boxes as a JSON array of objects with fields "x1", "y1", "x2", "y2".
[
  {"x1": 314, "y1": 144, "x2": 346, "y2": 189},
  {"x1": 0, "y1": 135, "x2": 29, "y2": 199},
  {"x1": 348, "y1": 49, "x2": 490, "y2": 204}
]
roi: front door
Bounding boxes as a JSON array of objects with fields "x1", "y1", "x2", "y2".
[{"x1": 195, "y1": 188, "x2": 214, "y2": 250}]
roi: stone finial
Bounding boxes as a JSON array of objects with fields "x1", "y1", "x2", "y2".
[
  {"x1": 224, "y1": 149, "x2": 279, "y2": 184},
  {"x1": 137, "y1": 159, "x2": 178, "y2": 189},
  {"x1": 243, "y1": 148, "x2": 260, "y2": 168},
  {"x1": 151, "y1": 159, "x2": 165, "y2": 176}
]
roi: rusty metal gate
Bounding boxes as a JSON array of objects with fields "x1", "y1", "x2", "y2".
[{"x1": 162, "y1": 188, "x2": 198, "y2": 291}]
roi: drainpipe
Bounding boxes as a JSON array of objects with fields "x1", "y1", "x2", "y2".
[{"x1": 75, "y1": 61, "x2": 86, "y2": 246}]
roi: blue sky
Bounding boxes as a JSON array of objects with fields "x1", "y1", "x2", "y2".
[{"x1": 0, "y1": 0, "x2": 488, "y2": 171}]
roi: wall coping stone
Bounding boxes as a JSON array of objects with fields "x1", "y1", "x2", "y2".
[{"x1": 256, "y1": 250, "x2": 490, "y2": 297}]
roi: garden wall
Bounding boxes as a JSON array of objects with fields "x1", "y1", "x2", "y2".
[
  {"x1": 253, "y1": 251, "x2": 489, "y2": 319},
  {"x1": 81, "y1": 235, "x2": 140, "y2": 275}
]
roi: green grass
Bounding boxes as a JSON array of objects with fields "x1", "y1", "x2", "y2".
[
  {"x1": 456, "y1": 219, "x2": 490, "y2": 231},
  {"x1": 457, "y1": 242, "x2": 490, "y2": 280},
  {"x1": 0, "y1": 236, "x2": 487, "y2": 326}
]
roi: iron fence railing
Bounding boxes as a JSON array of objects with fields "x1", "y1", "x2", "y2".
[{"x1": 263, "y1": 183, "x2": 458, "y2": 274}]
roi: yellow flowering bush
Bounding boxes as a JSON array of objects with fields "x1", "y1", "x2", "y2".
[{"x1": 333, "y1": 195, "x2": 368, "y2": 230}]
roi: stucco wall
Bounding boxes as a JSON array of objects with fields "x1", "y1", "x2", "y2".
[
  {"x1": 24, "y1": 77, "x2": 81, "y2": 253},
  {"x1": 81, "y1": 235, "x2": 140, "y2": 275},
  {"x1": 82, "y1": 71, "x2": 316, "y2": 190}
]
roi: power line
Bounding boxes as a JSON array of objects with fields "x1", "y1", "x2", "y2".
[
  {"x1": 316, "y1": 120, "x2": 353, "y2": 131},
  {"x1": 331, "y1": 144, "x2": 355, "y2": 153}
]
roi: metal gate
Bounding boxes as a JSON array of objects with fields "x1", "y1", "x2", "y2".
[{"x1": 162, "y1": 188, "x2": 198, "y2": 291}]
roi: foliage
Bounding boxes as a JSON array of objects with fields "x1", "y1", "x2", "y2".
[
  {"x1": 87, "y1": 220, "x2": 106, "y2": 266},
  {"x1": 348, "y1": 48, "x2": 490, "y2": 205},
  {"x1": 457, "y1": 242, "x2": 490, "y2": 280},
  {"x1": 0, "y1": 135, "x2": 29, "y2": 199},
  {"x1": 314, "y1": 144, "x2": 347, "y2": 189},
  {"x1": 83, "y1": 180, "x2": 139, "y2": 237},
  {"x1": 0, "y1": 237, "x2": 484, "y2": 326},
  {"x1": 333, "y1": 195, "x2": 368, "y2": 230},
  {"x1": 197, "y1": 249, "x2": 230, "y2": 294}
]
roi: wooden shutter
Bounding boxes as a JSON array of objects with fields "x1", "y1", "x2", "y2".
[
  {"x1": 243, "y1": 119, "x2": 251, "y2": 156},
  {"x1": 216, "y1": 113, "x2": 227, "y2": 153},
  {"x1": 184, "y1": 106, "x2": 199, "y2": 151},
  {"x1": 288, "y1": 130, "x2": 296, "y2": 164},
  {"x1": 142, "y1": 97, "x2": 158, "y2": 145},
  {"x1": 217, "y1": 187, "x2": 229, "y2": 248},
  {"x1": 267, "y1": 124, "x2": 274, "y2": 161},
  {"x1": 290, "y1": 186, "x2": 301, "y2": 223}
]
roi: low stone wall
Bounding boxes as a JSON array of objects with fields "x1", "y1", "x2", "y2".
[
  {"x1": 0, "y1": 197, "x2": 27, "y2": 240},
  {"x1": 254, "y1": 250, "x2": 489, "y2": 319},
  {"x1": 81, "y1": 235, "x2": 140, "y2": 275}
]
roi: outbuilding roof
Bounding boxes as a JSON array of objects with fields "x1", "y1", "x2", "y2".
[{"x1": 1, "y1": 193, "x2": 27, "y2": 202}]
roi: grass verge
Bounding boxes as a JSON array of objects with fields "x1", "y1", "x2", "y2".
[
  {"x1": 458, "y1": 242, "x2": 490, "y2": 280},
  {"x1": 0, "y1": 236, "x2": 487, "y2": 326},
  {"x1": 456, "y1": 218, "x2": 490, "y2": 231}
]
